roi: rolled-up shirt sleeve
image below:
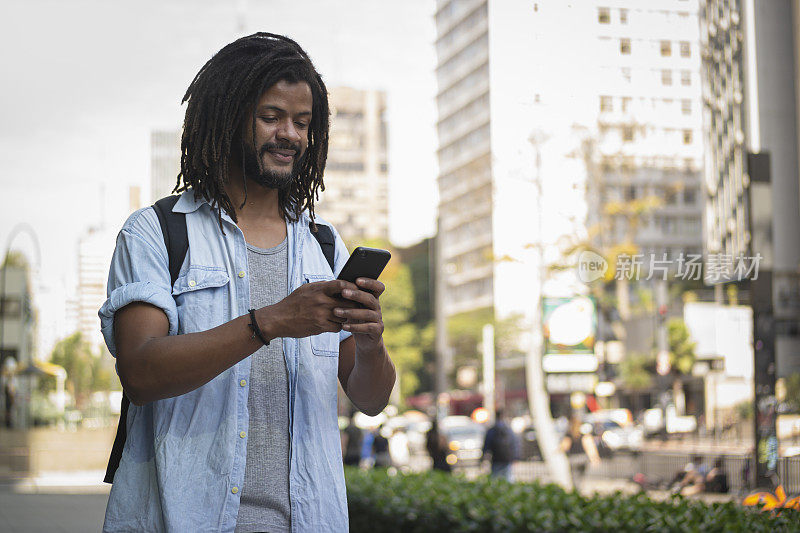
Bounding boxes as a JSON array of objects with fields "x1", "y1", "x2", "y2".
[{"x1": 99, "y1": 208, "x2": 178, "y2": 358}]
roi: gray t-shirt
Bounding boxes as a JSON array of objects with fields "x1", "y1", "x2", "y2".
[{"x1": 235, "y1": 237, "x2": 291, "y2": 533}]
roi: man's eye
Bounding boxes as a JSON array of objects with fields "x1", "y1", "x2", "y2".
[
  {"x1": 260, "y1": 116, "x2": 277, "y2": 123},
  {"x1": 295, "y1": 122, "x2": 308, "y2": 129}
]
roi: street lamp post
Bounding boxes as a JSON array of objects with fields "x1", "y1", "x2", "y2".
[{"x1": 0, "y1": 223, "x2": 42, "y2": 429}]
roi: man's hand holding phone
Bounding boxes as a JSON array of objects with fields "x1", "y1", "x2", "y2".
[
  {"x1": 334, "y1": 277, "x2": 386, "y2": 347},
  {"x1": 334, "y1": 247, "x2": 391, "y2": 349}
]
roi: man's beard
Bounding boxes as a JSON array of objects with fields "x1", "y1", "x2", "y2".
[{"x1": 242, "y1": 141, "x2": 304, "y2": 191}]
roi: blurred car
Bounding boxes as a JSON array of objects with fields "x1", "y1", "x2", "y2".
[
  {"x1": 585, "y1": 410, "x2": 643, "y2": 452},
  {"x1": 593, "y1": 420, "x2": 643, "y2": 452},
  {"x1": 440, "y1": 416, "x2": 486, "y2": 467},
  {"x1": 642, "y1": 406, "x2": 697, "y2": 436}
]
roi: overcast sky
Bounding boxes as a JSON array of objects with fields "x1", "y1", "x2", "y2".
[{"x1": 0, "y1": 0, "x2": 438, "y2": 293}]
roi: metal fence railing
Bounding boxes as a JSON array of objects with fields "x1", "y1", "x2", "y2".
[{"x1": 492, "y1": 452, "x2": 800, "y2": 495}]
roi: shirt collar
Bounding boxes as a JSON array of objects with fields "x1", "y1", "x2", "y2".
[
  {"x1": 173, "y1": 189, "x2": 238, "y2": 225},
  {"x1": 172, "y1": 189, "x2": 312, "y2": 230}
]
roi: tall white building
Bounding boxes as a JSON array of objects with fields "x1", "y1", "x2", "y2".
[
  {"x1": 590, "y1": 1, "x2": 705, "y2": 262},
  {"x1": 434, "y1": 0, "x2": 706, "y2": 384},
  {"x1": 77, "y1": 227, "x2": 116, "y2": 350},
  {"x1": 316, "y1": 87, "x2": 389, "y2": 243},
  {"x1": 150, "y1": 129, "x2": 181, "y2": 202}
]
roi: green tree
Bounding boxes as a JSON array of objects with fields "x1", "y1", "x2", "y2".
[
  {"x1": 379, "y1": 255, "x2": 425, "y2": 400},
  {"x1": 619, "y1": 352, "x2": 654, "y2": 390},
  {"x1": 667, "y1": 318, "x2": 696, "y2": 375},
  {"x1": 48, "y1": 332, "x2": 101, "y2": 409},
  {"x1": 784, "y1": 372, "x2": 800, "y2": 412}
]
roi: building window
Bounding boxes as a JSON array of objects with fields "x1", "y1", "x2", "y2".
[
  {"x1": 660, "y1": 40, "x2": 671, "y2": 57},
  {"x1": 661, "y1": 69, "x2": 673, "y2": 86},
  {"x1": 598, "y1": 7, "x2": 610, "y2": 23},
  {"x1": 684, "y1": 188, "x2": 696, "y2": 204},
  {"x1": 620, "y1": 38, "x2": 631, "y2": 55},
  {"x1": 681, "y1": 70, "x2": 691, "y2": 86},
  {"x1": 600, "y1": 96, "x2": 613, "y2": 112},
  {"x1": 683, "y1": 130, "x2": 693, "y2": 144},
  {"x1": 681, "y1": 99, "x2": 691, "y2": 115},
  {"x1": 622, "y1": 97, "x2": 632, "y2": 112},
  {"x1": 0, "y1": 297, "x2": 21, "y2": 319},
  {"x1": 625, "y1": 185, "x2": 638, "y2": 201},
  {"x1": 622, "y1": 125, "x2": 634, "y2": 142},
  {"x1": 620, "y1": 8, "x2": 628, "y2": 24},
  {"x1": 680, "y1": 41, "x2": 691, "y2": 57}
]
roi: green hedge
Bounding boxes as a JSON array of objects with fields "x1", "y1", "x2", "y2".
[{"x1": 345, "y1": 468, "x2": 800, "y2": 532}]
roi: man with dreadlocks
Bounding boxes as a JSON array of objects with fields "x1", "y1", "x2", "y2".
[{"x1": 99, "y1": 33, "x2": 395, "y2": 532}]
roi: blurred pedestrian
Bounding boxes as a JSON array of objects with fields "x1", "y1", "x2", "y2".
[
  {"x1": 560, "y1": 414, "x2": 600, "y2": 486},
  {"x1": 670, "y1": 455, "x2": 708, "y2": 495},
  {"x1": 4, "y1": 378, "x2": 15, "y2": 429},
  {"x1": 482, "y1": 409, "x2": 519, "y2": 482},
  {"x1": 426, "y1": 422, "x2": 452, "y2": 473},
  {"x1": 372, "y1": 425, "x2": 391, "y2": 468},
  {"x1": 704, "y1": 457, "x2": 729, "y2": 494},
  {"x1": 343, "y1": 412, "x2": 363, "y2": 467},
  {"x1": 388, "y1": 427, "x2": 410, "y2": 471}
]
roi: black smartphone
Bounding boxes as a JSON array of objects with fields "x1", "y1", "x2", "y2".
[{"x1": 337, "y1": 247, "x2": 391, "y2": 283}]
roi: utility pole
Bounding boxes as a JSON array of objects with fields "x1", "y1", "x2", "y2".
[
  {"x1": 526, "y1": 134, "x2": 573, "y2": 490},
  {"x1": 482, "y1": 324, "x2": 495, "y2": 422}
]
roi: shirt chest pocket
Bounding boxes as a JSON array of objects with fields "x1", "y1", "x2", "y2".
[
  {"x1": 172, "y1": 267, "x2": 231, "y2": 333},
  {"x1": 303, "y1": 272, "x2": 339, "y2": 357}
]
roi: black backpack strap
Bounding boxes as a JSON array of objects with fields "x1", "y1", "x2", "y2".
[
  {"x1": 104, "y1": 195, "x2": 187, "y2": 484},
  {"x1": 310, "y1": 222, "x2": 336, "y2": 275},
  {"x1": 153, "y1": 196, "x2": 188, "y2": 286}
]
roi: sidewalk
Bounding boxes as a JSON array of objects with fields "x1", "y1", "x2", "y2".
[{"x1": 1, "y1": 469, "x2": 109, "y2": 495}]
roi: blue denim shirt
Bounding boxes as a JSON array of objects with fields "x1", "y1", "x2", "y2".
[{"x1": 99, "y1": 190, "x2": 351, "y2": 532}]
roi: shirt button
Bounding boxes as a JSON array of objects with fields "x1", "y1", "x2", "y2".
[
  {"x1": 240, "y1": 379, "x2": 246, "y2": 387},
  {"x1": 240, "y1": 431, "x2": 246, "y2": 439},
  {"x1": 188, "y1": 280, "x2": 196, "y2": 287},
  {"x1": 231, "y1": 486, "x2": 239, "y2": 494},
  {"x1": 238, "y1": 270, "x2": 246, "y2": 278}
]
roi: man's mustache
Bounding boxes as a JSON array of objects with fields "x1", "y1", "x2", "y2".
[{"x1": 260, "y1": 142, "x2": 301, "y2": 157}]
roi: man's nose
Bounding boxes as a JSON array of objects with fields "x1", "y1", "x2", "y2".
[{"x1": 277, "y1": 119, "x2": 302, "y2": 143}]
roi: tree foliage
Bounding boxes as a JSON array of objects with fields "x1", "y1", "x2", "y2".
[
  {"x1": 378, "y1": 253, "x2": 429, "y2": 400},
  {"x1": 667, "y1": 318, "x2": 696, "y2": 375},
  {"x1": 446, "y1": 309, "x2": 527, "y2": 373},
  {"x1": 619, "y1": 352, "x2": 654, "y2": 390},
  {"x1": 784, "y1": 373, "x2": 800, "y2": 413},
  {"x1": 47, "y1": 332, "x2": 108, "y2": 408}
]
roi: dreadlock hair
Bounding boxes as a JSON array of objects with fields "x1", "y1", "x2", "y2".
[{"x1": 175, "y1": 32, "x2": 330, "y2": 229}]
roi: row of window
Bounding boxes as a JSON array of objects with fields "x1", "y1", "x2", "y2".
[
  {"x1": 600, "y1": 155, "x2": 697, "y2": 173},
  {"x1": 605, "y1": 215, "x2": 701, "y2": 238},
  {"x1": 618, "y1": 38, "x2": 692, "y2": 59},
  {"x1": 613, "y1": 66, "x2": 692, "y2": 87},
  {"x1": 605, "y1": 184, "x2": 697, "y2": 206},
  {"x1": 437, "y1": 34, "x2": 488, "y2": 87},
  {"x1": 438, "y1": 91, "x2": 490, "y2": 140},
  {"x1": 437, "y1": 63, "x2": 488, "y2": 111},
  {"x1": 600, "y1": 125, "x2": 694, "y2": 145},
  {"x1": 0, "y1": 297, "x2": 22, "y2": 319},
  {"x1": 436, "y1": 2, "x2": 487, "y2": 58},
  {"x1": 438, "y1": 123, "x2": 490, "y2": 164},
  {"x1": 598, "y1": 6, "x2": 690, "y2": 26},
  {"x1": 600, "y1": 96, "x2": 693, "y2": 115}
]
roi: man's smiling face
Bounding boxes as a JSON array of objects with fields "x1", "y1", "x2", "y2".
[{"x1": 242, "y1": 79, "x2": 313, "y2": 190}]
